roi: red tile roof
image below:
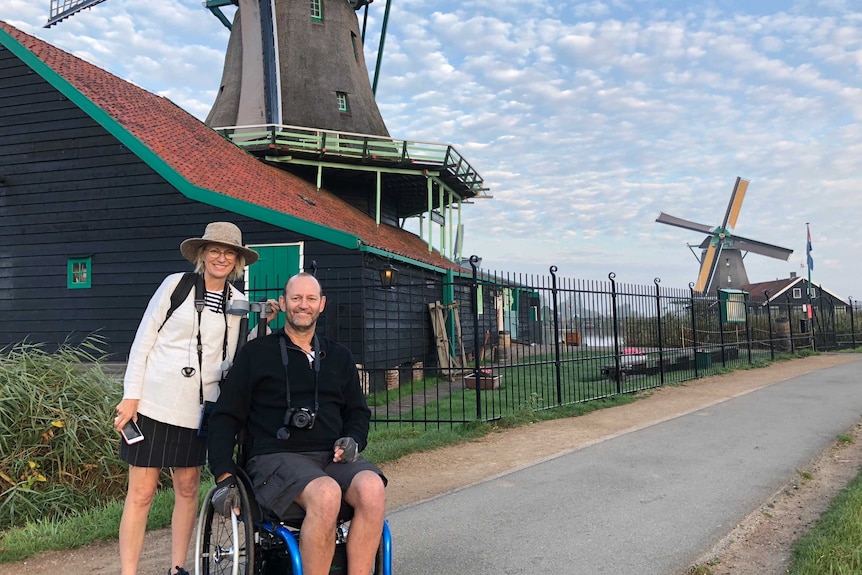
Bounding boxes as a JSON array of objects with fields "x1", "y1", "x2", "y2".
[{"x1": 0, "y1": 21, "x2": 465, "y2": 273}]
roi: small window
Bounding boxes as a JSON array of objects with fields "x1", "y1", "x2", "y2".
[
  {"x1": 810, "y1": 287, "x2": 817, "y2": 298},
  {"x1": 310, "y1": 0, "x2": 322, "y2": 22},
  {"x1": 336, "y1": 92, "x2": 350, "y2": 114},
  {"x1": 351, "y1": 31, "x2": 358, "y2": 61},
  {"x1": 68, "y1": 257, "x2": 91, "y2": 289},
  {"x1": 792, "y1": 288, "x2": 802, "y2": 299}
]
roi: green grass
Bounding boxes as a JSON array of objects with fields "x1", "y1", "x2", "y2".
[
  {"x1": 370, "y1": 348, "x2": 786, "y2": 425},
  {"x1": 789, "y1": 469, "x2": 862, "y2": 574}
]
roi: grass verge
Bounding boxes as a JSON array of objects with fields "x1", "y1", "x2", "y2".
[{"x1": 789, "y1": 456, "x2": 862, "y2": 574}]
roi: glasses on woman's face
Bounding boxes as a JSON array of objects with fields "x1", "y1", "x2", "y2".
[{"x1": 207, "y1": 247, "x2": 238, "y2": 260}]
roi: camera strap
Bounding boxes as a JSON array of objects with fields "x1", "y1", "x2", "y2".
[
  {"x1": 194, "y1": 279, "x2": 230, "y2": 406},
  {"x1": 278, "y1": 333, "x2": 320, "y2": 412}
]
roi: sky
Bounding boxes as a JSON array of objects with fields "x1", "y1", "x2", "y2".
[{"x1": 3, "y1": 0, "x2": 860, "y2": 299}]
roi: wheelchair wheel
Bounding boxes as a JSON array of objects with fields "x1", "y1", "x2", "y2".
[{"x1": 196, "y1": 481, "x2": 256, "y2": 575}]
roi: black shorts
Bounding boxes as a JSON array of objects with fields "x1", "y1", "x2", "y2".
[
  {"x1": 245, "y1": 451, "x2": 387, "y2": 520},
  {"x1": 119, "y1": 413, "x2": 206, "y2": 468}
]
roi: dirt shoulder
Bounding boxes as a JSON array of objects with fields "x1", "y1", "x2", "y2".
[{"x1": 4, "y1": 353, "x2": 861, "y2": 575}]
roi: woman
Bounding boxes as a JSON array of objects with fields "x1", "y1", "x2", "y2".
[{"x1": 113, "y1": 221, "x2": 271, "y2": 575}]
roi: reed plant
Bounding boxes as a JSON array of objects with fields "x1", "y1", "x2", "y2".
[{"x1": 0, "y1": 336, "x2": 128, "y2": 529}]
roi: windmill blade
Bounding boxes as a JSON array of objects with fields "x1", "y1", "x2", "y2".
[
  {"x1": 695, "y1": 242, "x2": 722, "y2": 294},
  {"x1": 45, "y1": 0, "x2": 109, "y2": 27},
  {"x1": 728, "y1": 234, "x2": 794, "y2": 261},
  {"x1": 721, "y1": 177, "x2": 749, "y2": 230},
  {"x1": 656, "y1": 212, "x2": 714, "y2": 235}
]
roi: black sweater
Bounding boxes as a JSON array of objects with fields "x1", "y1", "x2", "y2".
[{"x1": 208, "y1": 330, "x2": 370, "y2": 479}]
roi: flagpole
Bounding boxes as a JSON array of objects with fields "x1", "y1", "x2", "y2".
[
  {"x1": 806, "y1": 222, "x2": 812, "y2": 299},
  {"x1": 806, "y1": 222, "x2": 814, "y2": 351}
]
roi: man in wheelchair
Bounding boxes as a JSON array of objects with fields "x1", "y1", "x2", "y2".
[{"x1": 207, "y1": 272, "x2": 387, "y2": 575}]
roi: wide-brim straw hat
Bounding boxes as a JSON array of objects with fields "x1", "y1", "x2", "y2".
[{"x1": 180, "y1": 221, "x2": 259, "y2": 265}]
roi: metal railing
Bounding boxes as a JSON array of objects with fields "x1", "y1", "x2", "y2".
[
  {"x1": 249, "y1": 266, "x2": 861, "y2": 429},
  {"x1": 212, "y1": 123, "x2": 487, "y2": 197}
]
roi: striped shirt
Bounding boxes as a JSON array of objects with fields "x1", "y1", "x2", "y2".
[{"x1": 204, "y1": 289, "x2": 225, "y2": 314}]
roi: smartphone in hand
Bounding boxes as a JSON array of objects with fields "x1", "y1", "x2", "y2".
[{"x1": 121, "y1": 419, "x2": 145, "y2": 445}]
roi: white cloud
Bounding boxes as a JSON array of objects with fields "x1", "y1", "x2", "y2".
[{"x1": 2, "y1": 0, "x2": 860, "y2": 297}]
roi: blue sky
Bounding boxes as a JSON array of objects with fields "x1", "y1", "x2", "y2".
[{"x1": 3, "y1": 0, "x2": 860, "y2": 299}]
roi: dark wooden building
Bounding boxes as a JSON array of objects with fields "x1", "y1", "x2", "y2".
[
  {"x1": 0, "y1": 21, "x2": 495, "y2": 376},
  {"x1": 740, "y1": 273, "x2": 849, "y2": 309}
]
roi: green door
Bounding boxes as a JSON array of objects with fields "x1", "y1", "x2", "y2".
[{"x1": 247, "y1": 244, "x2": 301, "y2": 331}]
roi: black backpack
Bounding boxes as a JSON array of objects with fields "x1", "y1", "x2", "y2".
[{"x1": 157, "y1": 272, "x2": 204, "y2": 332}]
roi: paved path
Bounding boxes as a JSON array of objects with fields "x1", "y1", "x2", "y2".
[{"x1": 387, "y1": 360, "x2": 862, "y2": 574}]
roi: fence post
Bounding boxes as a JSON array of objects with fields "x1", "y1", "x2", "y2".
[
  {"x1": 609, "y1": 273, "x2": 622, "y2": 393},
  {"x1": 744, "y1": 292, "x2": 753, "y2": 364},
  {"x1": 689, "y1": 283, "x2": 698, "y2": 378},
  {"x1": 764, "y1": 290, "x2": 774, "y2": 361},
  {"x1": 717, "y1": 286, "x2": 726, "y2": 368},
  {"x1": 654, "y1": 278, "x2": 664, "y2": 386},
  {"x1": 550, "y1": 266, "x2": 563, "y2": 406},
  {"x1": 786, "y1": 293, "x2": 795, "y2": 354},
  {"x1": 850, "y1": 297, "x2": 857, "y2": 349},
  {"x1": 469, "y1": 255, "x2": 482, "y2": 419}
]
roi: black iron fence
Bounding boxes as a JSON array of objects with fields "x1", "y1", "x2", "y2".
[{"x1": 250, "y1": 264, "x2": 861, "y2": 429}]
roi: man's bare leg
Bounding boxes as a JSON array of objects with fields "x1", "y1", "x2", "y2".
[
  {"x1": 343, "y1": 471, "x2": 386, "y2": 575},
  {"x1": 295, "y1": 476, "x2": 342, "y2": 575}
]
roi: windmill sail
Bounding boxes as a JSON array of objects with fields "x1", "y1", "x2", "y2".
[
  {"x1": 657, "y1": 177, "x2": 793, "y2": 294},
  {"x1": 45, "y1": 0, "x2": 108, "y2": 27}
]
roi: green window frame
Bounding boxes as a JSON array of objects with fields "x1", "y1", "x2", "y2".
[
  {"x1": 310, "y1": 0, "x2": 322, "y2": 22},
  {"x1": 336, "y1": 92, "x2": 350, "y2": 113},
  {"x1": 68, "y1": 257, "x2": 91, "y2": 289}
]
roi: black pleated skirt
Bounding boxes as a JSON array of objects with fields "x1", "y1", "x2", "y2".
[{"x1": 119, "y1": 413, "x2": 206, "y2": 468}]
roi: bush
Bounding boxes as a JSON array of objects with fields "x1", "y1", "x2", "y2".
[{"x1": 0, "y1": 336, "x2": 128, "y2": 528}]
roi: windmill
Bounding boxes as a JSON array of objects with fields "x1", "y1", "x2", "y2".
[
  {"x1": 45, "y1": 0, "x2": 391, "y2": 135},
  {"x1": 42, "y1": 0, "x2": 489, "y2": 261},
  {"x1": 656, "y1": 177, "x2": 794, "y2": 295}
]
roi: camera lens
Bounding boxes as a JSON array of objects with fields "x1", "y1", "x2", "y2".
[{"x1": 292, "y1": 411, "x2": 310, "y2": 427}]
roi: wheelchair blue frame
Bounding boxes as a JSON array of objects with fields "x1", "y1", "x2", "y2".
[
  {"x1": 259, "y1": 520, "x2": 392, "y2": 575},
  {"x1": 196, "y1": 480, "x2": 393, "y2": 575}
]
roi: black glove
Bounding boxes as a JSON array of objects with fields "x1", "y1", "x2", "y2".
[
  {"x1": 334, "y1": 436, "x2": 359, "y2": 463},
  {"x1": 211, "y1": 476, "x2": 240, "y2": 517}
]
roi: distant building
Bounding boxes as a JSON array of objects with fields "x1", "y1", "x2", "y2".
[{"x1": 740, "y1": 272, "x2": 849, "y2": 309}]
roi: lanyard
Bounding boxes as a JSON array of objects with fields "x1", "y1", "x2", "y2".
[
  {"x1": 195, "y1": 282, "x2": 230, "y2": 405},
  {"x1": 278, "y1": 333, "x2": 320, "y2": 412}
]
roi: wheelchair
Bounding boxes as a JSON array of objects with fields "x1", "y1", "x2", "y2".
[{"x1": 195, "y1": 467, "x2": 393, "y2": 575}]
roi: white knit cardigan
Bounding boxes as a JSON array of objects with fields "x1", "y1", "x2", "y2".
[{"x1": 123, "y1": 272, "x2": 248, "y2": 429}]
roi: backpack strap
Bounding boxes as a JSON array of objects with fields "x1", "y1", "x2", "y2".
[{"x1": 158, "y1": 272, "x2": 202, "y2": 332}]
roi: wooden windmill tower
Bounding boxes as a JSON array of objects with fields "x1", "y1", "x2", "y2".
[
  {"x1": 46, "y1": 0, "x2": 390, "y2": 135},
  {"x1": 656, "y1": 177, "x2": 793, "y2": 295},
  {"x1": 205, "y1": 0, "x2": 389, "y2": 134}
]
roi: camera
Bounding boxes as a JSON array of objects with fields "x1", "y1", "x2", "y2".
[
  {"x1": 285, "y1": 407, "x2": 316, "y2": 430},
  {"x1": 277, "y1": 407, "x2": 317, "y2": 440}
]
